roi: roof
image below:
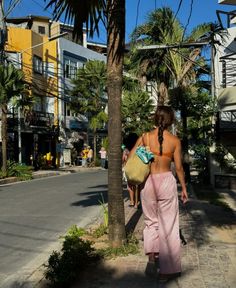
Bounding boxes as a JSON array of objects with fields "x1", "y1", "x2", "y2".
[{"x1": 6, "y1": 15, "x2": 51, "y2": 24}]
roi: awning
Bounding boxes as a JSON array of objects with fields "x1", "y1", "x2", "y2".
[{"x1": 218, "y1": 87, "x2": 236, "y2": 109}]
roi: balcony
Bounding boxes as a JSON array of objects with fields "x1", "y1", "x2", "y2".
[
  {"x1": 65, "y1": 115, "x2": 88, "y2": 130},
  {"x1": 218, "y1": 110, "x2": 236, "y2": 130},
  {"x1": 217, "y1": 110, "x2": 236, "y2": 157},
  {"x1": 23, "y1": 110, "x2": 54, "y2": 129},
  {"x1": 4, "y1": 110, "x2": 54, "y2": 133}
]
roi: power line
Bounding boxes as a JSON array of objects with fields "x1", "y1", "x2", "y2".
[
  {"x1": 173, "y1": 0, "x2": 184, "y2": 22},
  {"x1": 182, "y1": 0, "x2": 194, "y2": 42},
  {"x1": 31, "y1": 0, "x2": 52, "y2": 15},
  {"x1": 4, "y1": 0, "x2": 22, "y2": 19}
]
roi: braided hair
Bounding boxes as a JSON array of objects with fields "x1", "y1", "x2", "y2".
[{"x1": 154, "y1": 106, "x2": 174, "y2": 155}]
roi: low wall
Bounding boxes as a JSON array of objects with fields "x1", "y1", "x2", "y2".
[{"x1": 215, "y1": 173, "x2": 236, "y2": 189}]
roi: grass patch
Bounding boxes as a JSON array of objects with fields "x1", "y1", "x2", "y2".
[
  {"x1": 98, "y1": 233, "x2": 140, "y2": 259},
  {"x1": 91, "y1": 223, "x2": 108, "y2": 238}
]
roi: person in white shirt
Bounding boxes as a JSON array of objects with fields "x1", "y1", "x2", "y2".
[{"x1": 99, "y1": 147, "x2": 107, "y2": 168}]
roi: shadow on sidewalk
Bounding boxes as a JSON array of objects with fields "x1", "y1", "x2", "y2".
[{"x1": 125, "y1": 207, "x2": 143, "y2": 234}]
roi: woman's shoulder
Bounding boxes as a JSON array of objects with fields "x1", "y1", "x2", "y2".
[
  {"x1": 165, "y1": 130, "x2": 180, "y2": 141},
  {"x1": 143, "y1": 129, "x2": 156, "y2": 137}
]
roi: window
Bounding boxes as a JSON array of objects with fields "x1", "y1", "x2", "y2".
[
  {"x1": 70, "y1": 61, "x2": 77, "y2": 79},
  {"x1": 222, "y1": 60, "x2": 226, "y2": 88},
  {"x1": 6, "y1": 52, "x2": 21, "y2": 69},
  {"x1": 64, "y1": 58, "x2": 78, "y2": 79},
  {"x1": 38, "y1": 26, "x2": 46, "y2": 35},
  {"x1": 33, "y1": 55, "x2": 43, "y2": 74},
  {"x1": 44, "y1": 62, "x2": 54, "y2": 77}
]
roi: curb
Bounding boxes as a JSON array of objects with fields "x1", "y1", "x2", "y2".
[
  {"x1": 0, "y1": 177, "x2": 18, "y2": 185},
  {"x1": 0, "y1": 171, "x2": 68, "y2": 186}
]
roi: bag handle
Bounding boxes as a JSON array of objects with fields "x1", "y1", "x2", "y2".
[
  {"x1": 147, "y1": 132, "x2": 149, "y2": 147},
  {"x1": 142, "y1": 132, "x2": 149, "y2": 147}
]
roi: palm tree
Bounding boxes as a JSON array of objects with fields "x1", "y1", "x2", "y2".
[
  {"x1": 129, "y1": 7, "x2": 212, "y2": 181},
  {"x1": 45, "y1": 0, "x2": 126, "y2": 247},
  {"x1": 71, "y1": 60, "x2": 108, "y2": 161},
  {"x1": 122, "y1": 75, "x2": 154, "y2": 135},
  {"x1": 129, "y1": 7, "x2": 211, "y2": 103},
  {"x1": 0, "y1": 64, "x2": 26, "y2": 175}
]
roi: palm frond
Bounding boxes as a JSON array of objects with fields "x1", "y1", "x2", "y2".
[{"x1": 45, "y1": 0, "x2": 106, "y2": 40}]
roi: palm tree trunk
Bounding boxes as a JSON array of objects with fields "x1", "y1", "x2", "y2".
[
  {"x1": 180, "y1": 102, "x2": 191, "y2": 183},
  {"x1": 158, "y1": 82, "x2": 168, "y2": 105},
  {"x1": 106, "y1": 0, "x2": 126, "y2": 247},
  {"x1": 1, "y1": 104, "x2": 8, "y2": 176}
]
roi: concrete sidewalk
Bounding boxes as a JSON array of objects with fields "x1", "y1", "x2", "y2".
[{"x1": 71, "y1": 185, "x2": 236, "y2": 288}]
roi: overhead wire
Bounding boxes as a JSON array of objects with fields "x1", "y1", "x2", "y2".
[
  {"x1": 181, "y1": 0, "x2": 194, "y2": 42},
  {"x1": 4, "y1": 0, "x2": 22, "y2": 19},
  {"x1": 6, "y1": 55, "x2": 107, "y2": 104},
  {"x1": 173, "y1": 0, "x2": 184, "y2": 22}
]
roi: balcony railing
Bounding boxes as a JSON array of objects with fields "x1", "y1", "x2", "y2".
[
  {"x1": 5, "y1": 110, "x2": 54, "y2": 129},
  {"x1": 221, "y1": 56, "x2": 236, "y2": 88},
  {"x1": 218, "y1": 110, "x2": 236, "y2": 130},
  {"x1": 23, "y1": 110, "x2": 54, "y2": 128},
  {"x1": 65, "y1": 116, "x2": 87, "y2": 130}
]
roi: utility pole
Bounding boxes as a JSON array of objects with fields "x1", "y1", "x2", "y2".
[
  {"x1": 209, "y1": 31, "x2": 218, "y2": 186},
  {"x1": 0, "y1": 0, "x2": 6, "y2": 61},
  {"x1": 0, "y1": 0, "x2": 8, "y2": 174}
]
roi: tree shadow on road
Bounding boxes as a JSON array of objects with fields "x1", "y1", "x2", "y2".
[{"x1": 71, "y1": 190, "x2": 108, "y2": 207}]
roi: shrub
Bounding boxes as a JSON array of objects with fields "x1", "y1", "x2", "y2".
[
  {"x1": 44, "y1": 225, "x2": 100, "y2": 287},
  {"x1": 0, "y1": 161, "x2": 33, "y2": 180}
]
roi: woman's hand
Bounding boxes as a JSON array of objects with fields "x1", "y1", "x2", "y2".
[{"x1": 181, "y1": 190, "x2": 188, "y2": 204}]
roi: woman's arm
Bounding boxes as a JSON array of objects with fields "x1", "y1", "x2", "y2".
[{"x1": 173, "y1": 138, "x2": 188, "y2": 203}]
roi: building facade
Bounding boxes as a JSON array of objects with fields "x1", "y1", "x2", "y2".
[
  {"x1": 215, "y1": 1, "x2": 236, "y2": 157},
  {"x1": 5, "y1": 16, "x2": 59, "y2": 166},
  {"x1": 3, "y1": 15, "x2": 106, "y2": 167},
  {"x1": 212, "y1": 0, "x2": 236, "y2": 187}
]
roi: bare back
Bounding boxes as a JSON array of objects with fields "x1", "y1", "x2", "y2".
[{"x1": 133, "y1": 128, "x2": 182, "y2": 175}]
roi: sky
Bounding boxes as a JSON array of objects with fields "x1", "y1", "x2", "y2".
[{"x1": 4, "y1": 0, "x2": 236, "y2": 44}]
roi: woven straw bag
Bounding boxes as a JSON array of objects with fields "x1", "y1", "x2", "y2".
[{"x1": 124, "y1": 133, "x2": 153, "y2": 185}]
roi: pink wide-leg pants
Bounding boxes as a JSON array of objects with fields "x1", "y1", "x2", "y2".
[{"x1": 141, "y1": 171, "x2": 181, "y2": 274}]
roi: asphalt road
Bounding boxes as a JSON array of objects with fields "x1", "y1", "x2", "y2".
[{"x1": 0, "y1": 170, "x2": 108, "y2": 287}]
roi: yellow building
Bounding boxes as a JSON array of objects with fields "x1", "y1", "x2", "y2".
[{"x1": 5, "y1": 16, "x2": 59, "y2": 166}]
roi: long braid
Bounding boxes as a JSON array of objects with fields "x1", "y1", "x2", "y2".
[
  {"x1": 158, "y1": 117, "x2": 164, "y2": 155},
  {"x1": 154, "y1": 106, "x2": 175, "y2": 156}
]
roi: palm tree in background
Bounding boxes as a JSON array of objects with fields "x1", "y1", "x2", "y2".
[
  {"x1": 129, "y1": 7, "x2": 212, "y2": 181},
  {"x1": 129, "y1": 7, "x2": 211, "y2": 103},
  {"x1": 45, "y1": 0, "x2": 126, "y2": 247},
  {"x1": 121, "y1": 74, "x2": 154, "y2": 135},
  {"x1": 0, "y1": 64, "x2": 26, "y2": 175},
  {"x1": 71, "y1": 60, "x2": 108, "y2": 162},
  {"x1": 122, "y1": 88, "x2": 154, "y2": 136}
]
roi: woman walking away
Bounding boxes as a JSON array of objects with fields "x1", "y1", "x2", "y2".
[{"x1": 129, "y1": 106, "x2": 188, "y2": 280}]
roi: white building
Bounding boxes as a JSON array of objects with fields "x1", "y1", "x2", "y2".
[{"x1": 213, "y1": 0, "x2": 236, "y2": 187}]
